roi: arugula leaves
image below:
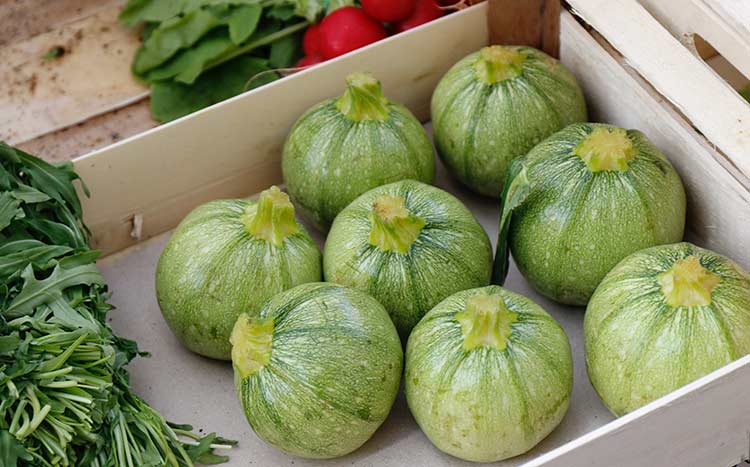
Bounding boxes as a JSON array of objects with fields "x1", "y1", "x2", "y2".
[{"x1": 0, "y1": 143, "x2": 234, "y2": 466}]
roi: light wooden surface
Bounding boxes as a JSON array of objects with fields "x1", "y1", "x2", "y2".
[
  {"x1": 568, "y1": 0, "x2": 750, "y2": 184},
  {"x1": 487, "y1": 0, "x2": 561, "y2": 57},
  {"x1": 0, "y1": 2, "x2": 147, "y2": 145}
]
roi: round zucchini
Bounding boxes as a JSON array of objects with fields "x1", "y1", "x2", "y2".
[
  {"x1": 324, "y1": 180, "x2": 492, "y2": 339},
  {"x1": 585, "y1": 242, "x2": 750, "y2": 416},
  {"x1": 155, "y1": 187, "x2": 321, "y2": 360},
  {"x1": 431, "y1": 45, "x2": 587, "y2": 197},
  {"x1": 283, "y1": 72, "x2": 435, "y2": 231},
  {"x1": 406, "y1": 285, "x2": 573, "y2": 462},
  {"x1": 495, "y1": 122, "x2": 686, "y2": 305},
  {"x1": 231, "y1": 282, "x2": 403, "y2": 458}
]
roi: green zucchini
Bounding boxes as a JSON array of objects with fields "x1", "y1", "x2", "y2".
[
  {"x1": 282, "y1": 72, "x2": 435, "y2": 231},
  {"x1": 155, "y1": 186, "x2": 321, "y2": 360},
  {"x1": 324, "y1": 180, "x2": 492, "y2": 339},
  {"x1": 431, "y1": 45, "x2": 587, "y2": 197},
  {"x1": 406, "y1": 286, "x2": 573, "y2": 462},
  {"x1": 585, "y1": 242, "x2": 750, "y2": 416},
  {"x1": 494, "y1": 123, "x2": 686, "y2": 305},
  {"x1": 231, "y1": 282, "x2": 402, "y2": 458}
]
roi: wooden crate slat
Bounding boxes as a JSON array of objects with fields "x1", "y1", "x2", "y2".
[{"x1": 568, "y1": 0, "x2": 750, "y2": 182}]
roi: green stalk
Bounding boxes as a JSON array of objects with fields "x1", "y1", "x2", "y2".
[{"x1": 201, "y1": 21, "x2": 309, "y2": 75}]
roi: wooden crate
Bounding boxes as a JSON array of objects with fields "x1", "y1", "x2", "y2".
[{"x1": 27, "y1": 1, "x2": 750, "y2": 465}]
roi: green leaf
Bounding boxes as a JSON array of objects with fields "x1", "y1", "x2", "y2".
[
  {"x1": 150, "y1": 56, "x2": 277, "y2": 122},
  {"x1": 0, "y1": 430, "x2": 32, "y2": 465},
  {"x1": 0, "y1": 244, "x2": 72, "y2": 282},
  {"x1": 11, "y1": 183, "x2": 51, "y2": 203},
  {"x1": 491, "y1": 159, "x2": 531, "y2": 286},
  {"x1": 0, "y1": 334, "x2": 20, "y2": 354},
  {"x1": 120, "y1": 0, "x2": 184, "y2": 27},
  {"x1": 3, "y1": 144, "x2": 84, "y2": 219},
  {"x1": 134, "y1": 9, "x2": 223, "y2": 73},
  {"x1": 41, "y1": 46, "x2": 65, "y2": 61},
  {"x1": 5, "y1": 263, "x2": 105, "y2": 319},
  {"x1": 267, "y1": 4, "x2": 296, "y2": 20},
  {"x1": 269, "y1": 33, "x2": 301, "y2": 68},
  {"x1": 228, "y1": 4, "x2": 262, "y2": 44},
  {"x1": 740, "y1": 84, "x2": 750, "y2": 103},
  {"x1": 326, "y1": 0, "x2": 355, "y2": 13},
  {"x1": 292, "y1": 0, "x2": 325, "y2": 21},
  {"x1": 0, "y1": 193, "x2": 23, "y2": 231}
]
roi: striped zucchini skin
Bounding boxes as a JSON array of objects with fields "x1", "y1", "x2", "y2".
[
  {"x1": 431, "y1": 46, "x2": 587, "y2": 198},
  {"x1": 234, "y1": 283, "x2": 403, "y2": 459},
  {"x1": 405, "y1": 286, "x2": 573, "y2": 462},
  {"x1": 324, "y1": 180, "x2": 493, "y2": 339},
  {"x1": 282, "y1": 93, "x2": 435, "y2": 232},
  {"x1": 155, "y1": 198, "x2": 321, "y2": 360},
  {"x1": 510, "y1": 123, "x2": 686, "y2": 305},
  {"x1": 585, "y1": 242, "x2": 750, "y2": 416}
]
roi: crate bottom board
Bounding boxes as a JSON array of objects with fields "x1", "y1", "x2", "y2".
[{"x1": 98, "y1": 156, "x2": 622, "y2": 467}]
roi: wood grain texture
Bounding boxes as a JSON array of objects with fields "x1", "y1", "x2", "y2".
[
  {"x1": 0, "y1": 0, "x2": 125, "y2": 45},
  {"x1": 569, "y1": 0, "x2": 750, "y2": 183},
  {"x1": 487, "y1": 0, "x2": 560, "y2": 57},
  {"x1": 0, "y1": 6, "x2": 147, "y2": 145},
  {"x1": 640, "y1": 0, "x2": 750, "y2": 81},
  {"x1": 17, "y1": 99, "x2": 155, "y2": 163}
]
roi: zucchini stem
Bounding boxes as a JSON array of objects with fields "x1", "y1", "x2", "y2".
[
  {"x1": 575, "y1": 126, "x2": 635, "y2": 172},
  {"x1": 244, "y1": 186, "x2": 299, "y2": 246},
  {"x1": 368, "y1": 195, "x2": 425, "y2": 254},
  {"x1": 474, "y1": 46, "x2": 526, "y2": 84},
  {"x1": 231, "y1": 314, "x2": 275, "y2": 379},
  {"x1": 658, "y1": 256, "x2": 720, "y2": 307},
  {"x1": 336, "y1": 72, "x2": 390, "y2": 122},
  {"x1": 456, "y1": 294, "x2": 518, "y2": 351}
]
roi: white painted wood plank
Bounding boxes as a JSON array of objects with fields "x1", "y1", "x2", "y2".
[
  {"x1": 525, "y1": 356, "x2": 750, "y2": 467},
  {"x1": 569, "y1": 0, "x2": 750, "y2": 181},
  {"x1": 640, "y1": 0, "x2": 750, "y2": 80}
]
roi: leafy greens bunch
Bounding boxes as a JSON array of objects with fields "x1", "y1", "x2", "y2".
[
  {"x1": 120, "y1": 0, "x2": 352, "y2": 122},
  {"x1": 0, "y1": 142, "x2": 235, "y2": 466}
]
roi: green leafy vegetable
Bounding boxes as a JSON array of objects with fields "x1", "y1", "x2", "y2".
[
  {"x1": 0, "y1": 142, "x2": 234, "y2": 466},
  {"x1": 121, "y1": 0, "x2": 313, "y2": 122},
  {"x1": 151, "y1": 55, "x2": 277, "y2": 122}
]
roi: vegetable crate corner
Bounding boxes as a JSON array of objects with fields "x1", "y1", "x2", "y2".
[{"x1": 3, "y1": 0, "x2": 750, "y2": 466}]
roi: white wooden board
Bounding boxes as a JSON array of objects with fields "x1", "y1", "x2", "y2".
[{"x1": 569, "y1": 0, "x2": 750, "y2": 182}]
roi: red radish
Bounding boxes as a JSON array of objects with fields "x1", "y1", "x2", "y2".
[
  {"x1": 318, "y1": 6, "x2": 387, "y2": 59},
  {"x1": 296, "y1": 55, "x2": 324, "y2": 67},
  {"x1": 361, "y1": 0, "x2": 416, "y2": 22},
  {"x1": 391, "y1": 0, "x2": 443, "y2": 34},
  {"x1": 303, "y1": 24, "x2": 322, "y2": 57}
]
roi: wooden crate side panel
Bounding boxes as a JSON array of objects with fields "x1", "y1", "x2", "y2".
[
  {"x1": 526, "y1": 356, "x2": 750, "y2": 467},
  {"x1": 568, "y1": 0, "x2": 750, "y2": 182},
  {"x1": 559, "y1": 11, "x2": 750, "y2": 269},
  {"x1": 639, "y1": 0, "x2": 750, "y2": 81},
  {"x1": 73, "y1": 4, "x2": 489, "y2": 256}
]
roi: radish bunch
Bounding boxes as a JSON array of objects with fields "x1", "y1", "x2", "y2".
[{"x1": 297, "y1": 1, "x2": 446, "y2": 67}]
